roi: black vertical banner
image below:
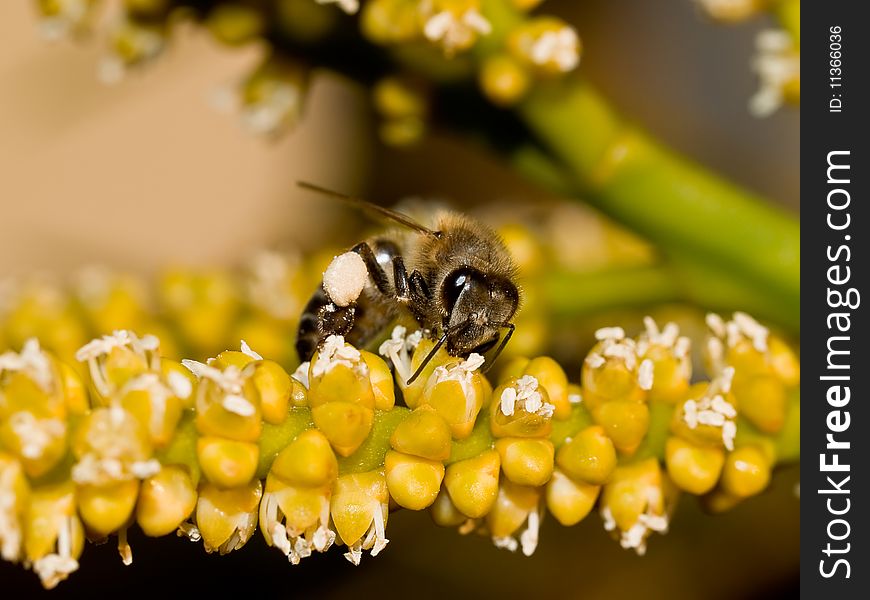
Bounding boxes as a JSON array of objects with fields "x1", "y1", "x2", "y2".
[{"x1": 802, "y1": 1, "x2": 869, "y2": 597}]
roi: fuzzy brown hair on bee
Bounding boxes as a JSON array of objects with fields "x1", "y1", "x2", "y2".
[{"x1": 295, "y1": 182, "x2": 520, "y2": 384}]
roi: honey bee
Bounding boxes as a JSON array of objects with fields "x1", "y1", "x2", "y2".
[{"x1": 296, "y1": 182, "x2": 520, "y2": 383}]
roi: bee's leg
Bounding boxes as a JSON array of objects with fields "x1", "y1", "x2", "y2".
[
  {"x1": 350, "y1": 242, "x2": 392, "y2": 295},
  {"x1": 296, "y1": 285, "x2": 356, "y2": 361}
]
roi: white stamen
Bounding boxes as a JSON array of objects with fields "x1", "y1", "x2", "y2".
[
  {"x1": 291, "y1": 362, "x2": 310, "y2": 389},
  {"x1": 528, "y1": 26, "x2": 580, "y2": 72},
  {"x1": 585, "y1": 353, "x2": 605, "y2": 368},
  {"x1": 638, "y1": 359, "x2": 654, "y2": 391},
  {"x1": 167, "y1": 371, "x2": 193, "y2": 400},
  {"x1": 239, "y1": 340, "x2": 263, "y2": 361},
  {"x1": 595, "y1": 327, "x2": 625, "y2": 341},
  {"x1": 0, "y1": 338, "x2": 55, "y2": 392},
  {"x1": 311, "y1": 335, "x2": 364, "y2": 379}
]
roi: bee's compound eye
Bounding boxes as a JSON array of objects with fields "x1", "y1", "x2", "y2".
[{"x1": 442, "y1": 267, "x2": 477, "y2": 314}]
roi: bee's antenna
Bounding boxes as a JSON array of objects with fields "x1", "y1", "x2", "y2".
[
  {"x1": 481, "y1": 323, "x2": 515, "y2": 375},
  {"x1": 297, "y1": 181, "x2": 440, "y2": 238},
  {"x1": 406, "y1": 333, "x2": 447, "y2": 385}
]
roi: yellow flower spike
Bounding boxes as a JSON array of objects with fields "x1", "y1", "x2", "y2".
[
  {"x1": 490, "y1": 375, "x2": 555, "y2": 438},
  {"x1": 188, "y1": 362, "x2": 262, "y2": 443},
  {"x1": 1, "y1": 339, "x2": 67, "y2": 419},
  {"x1": 507, "y1": 17, "x2": 581, "y2": 77},
  {"x1": 158, "y1": 270, "x2": 239, "y2": 356},
  {"x1": 54, "y1": 359, "x2": 88, "y2": 416},
  {"x1": 497, "y1": 355, "x2": 530, "y2": 384},
  {"x1": 307, "y1": 336, "x2": 375, "y2": 410},
  {"x1": 768, "y1": 336, "x2": 800, "y2": 386},
  {"x1": 546, "y1": 468, "x2": 600, "y2": 527},
  {"x1": 384, "y1": 450, "x2": 445, "y2": 511},
  {"x1": 521, "y1": 357, "x2": 570, "y2": 420},
  {"x1": 444, "y1": 449, "x2": 500, "y2": 519},
  {"x1": 389, "y1": 406, "x2": 452, "y2": 461},
  {"x1": 361, "y1": 0, "x2": 422, "y2": 45},
  {"x1": 160, "y1": 359, "x2": 196, "y2": 408},
  {"x1": 721, "y1": 445, "x2": 771, "y2": 498},
  {"x1": 600, "y1": 459, "x2": 670, "y2": 555},
  {"x1": 581, "y1": 327, "x2": 649, "y2": 408},
  {"x1": 76, "y1": 479, "x2": 139, "y2": 537},
  {"x1": 0, "y1": 452, "x2": 30, "y2": 562},
  {"x1": 420, "y1": 354, "x2": 487, "y2": 439},
  {"x1": 0, "y1": 410, "x2": 67, "y2": 479},
  {"x1": 330, "y1": 470, "x2": 390, "y2": 565},
  {"x1": 70, "y1": 406, "x2": 155, "y2": 487},
  {"x1": 75, "y1": 330, "x2": 160, "y2": 401},
  {"x1": 360, "y1": 350, "x2": 395, "y2": 411},
  {"x1": 136, "y1": 466, "x2": 198, "y2": 537},
  {"x1": 672, "y1": 374, "x2": 738, "y2": 451},
  {"x1": 197, "y1": 437, "x2": 259, "y2": 489},
  {"x1": 270, "y1": 429, "x2": 338, "y2": 488},
  {"x1": 487, "y1": 480, "x2": 543, "y2": 556},
  {"x1": 590, "y1": 401, "x2": 649, "y2": 456},
  {"x1": 311, "y1": 402, "x2": 374, "y2": 457},
  {"x1": 23, "y1": 481, "x2": 85, "y2": 589},
  {"x1": 664, "y1": 436, "x2": 725, "y2": 495},
  {"x1": 430, "y1": 487, "x2": 467, "y2": 527},
  {"x1": 555, "y1": 425, "x2": 617, "y2": 485},
  {"x1": 260, "y1": 481, "x2": 334, "y2": 564},
  {"x1": 479, "y1": 53, "x2": 531, "y2": 107},
  {"x1": 636, "y1": 317, "x2": 692, "y2": 404},
  {"x1": 381, "y1": 329, "x2": 451, "y2": 409},
  {"x1": 495, "y1": 437, "x2": 554, "y2": 487},
  {"x1": 249, "y1": 360, "x2": 293, "y2": 424},
  {"x1": 418, "y1": 0, "x2": 492, "y2": 56},
  {"x1": 732, "y1": 374, "x2": 787, "y2": 434},
  {"x1": 118, "y1": 374, "x2": 184, "y2": 447},
  {"x1": 195, "y1": 479, "x2": 263, "y2": 554}
]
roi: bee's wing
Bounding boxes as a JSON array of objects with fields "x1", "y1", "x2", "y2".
[{"x1": 297, "y1": 181, "x2": 439, "y2": 237}]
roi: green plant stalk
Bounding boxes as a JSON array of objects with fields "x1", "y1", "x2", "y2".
[
  {"x1": 475, "y1": 0, "x2": 800, "y2": 327},
  {"x1": 538, "y1": 258, "x2": 799, "y2": 335}
]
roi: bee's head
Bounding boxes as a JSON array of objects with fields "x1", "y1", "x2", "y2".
[{"x1": 441, "y1": 267, "x2": 519, "y2": 357}]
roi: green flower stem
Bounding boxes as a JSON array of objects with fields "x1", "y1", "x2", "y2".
[
  {"x1": 517, "y1": 82, "x2": 800, "y2": 315},
  {"x1": 538, "y1": 258, "x2": 799, "y2": 335}
]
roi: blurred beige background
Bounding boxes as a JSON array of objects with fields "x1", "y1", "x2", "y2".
[{"x1": 0, "y1": 1, "x2": 370, "y2": 276}]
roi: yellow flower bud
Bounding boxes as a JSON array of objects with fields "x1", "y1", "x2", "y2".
[
  {"x1": 600, "y1": 459, "x2": 669, "y2": 555},
  {"x1": 197, "y1": 437, "x2": 259, "y2": 489},
  {"x1": 546, "y1": 468, "x2": 599, "y2": 526},
  {"x1": 444, "y1": 449, "x2": 500, "y2": 518},
  {"x1": 118, "y1": 381, "x2": 183, "y2": 448},
  {"x1": 0, "y1": 410, "x2": 67, "y2": 478},
  {"x1": 76, "y1": 480, "x2": 139, "y2": 537},
  {"x1": 390, "y1": 406, "x2": 452, "y2": 461},
  {"x1": 768, "y1": 336, "x2": 800, "y2": 386},
  {"x1": 732, "y1": 374, "x2": 787, "y2": 434},
  {"x1": 196, "y1": 479, "x2": 262, "y2": 554},
  {"x1": 429, "y1": 487, "x2": 467, "y2": 527},
  {"x1": 385, "y1": 450, "x2": 445, "y2": 510},
  {"x1": 330, "y1": 470, "x2": 389, "y2": 563},
  {"x1": 486, "y1": 479, "x2": 539, "y2": 539},
  {"x1": 495, "y1": 438, "x2": 554, "y2": 487},
  {"x1": 721, "y1": 445, "x2": 771, "y2": 498},
  {"x1": 54, "y1": 359, "x2": 88, "y2": 416},
  {"x1": 521, "y1": 357, "x2": 570, "y2": 420},
  {"x1": 136, "y1": 466, "x2": 197, "y2": 537},
  {"x1": 420, "y1": 356, "x2": 487, "y2": 439},
  {"x1": 251, "y1": 360, "x2": 293, "y2": 424},
  {"x1": 0, "y1": 452, "x2": 30, "y2": 561},
  {"x1": 194, "y1": 368, "x2": 262, "y2": 443},
  {"x1": 591, "y1": 401, "x2": 649, "y2": 455},
  {"x1": 311, "y1": 402, "x2": 374, "y2": 457},
  {"x1": 664, "y1": 436, "x2": 725, "y2": 495},
  {"x1": 399, "y1": 338, "x2": 452, "y2": 409},
  {"x1": 270, "y1": 429, "x2": 337, "y2": 488},
  {"x1": 479, "y1": 54, "x2": 531, "y2": 107},
  {"x1": 160, "y1": 359, "x2": 196, "y2": 408},
  {"x1": 556, "y1": 425, "x2": 617, "y2": 485},
  {"x1": 23, "y1": 481, "x2": 85, "y2": 589},
  {"x1": 490, "y1": 377, "x2": 554, "y2": 438},
  {"x1": 360, "y1": 350, "x2": 396, "y2": 411}
]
